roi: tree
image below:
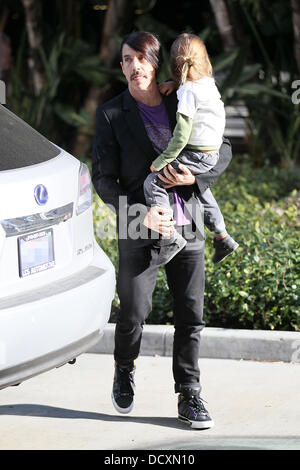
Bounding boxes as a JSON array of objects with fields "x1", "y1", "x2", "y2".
[
  {"x1": 21, "y1": 0, "x2": 46, "y2": 96},
  {"x1": 291, "y1": 0, "x2": 300, "y2": 73},
  {"x1": 72, "y1": 0, "x2": 134, "y2": 157},
  {"x1": 209, "y1": 0, "x2": 237, "y2": 51},
  {"x1": 0, "y1": 5, "x2": 10, "y2": 80}
]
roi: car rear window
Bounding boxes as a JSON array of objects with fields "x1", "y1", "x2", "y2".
[{"x1": 0, "y1": 105, "x2": 60, "y2": 171}]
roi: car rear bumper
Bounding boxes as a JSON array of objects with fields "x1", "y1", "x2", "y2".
[
  {"x1": 0, "y1": 241, "x2": 115, "y2": 389},
  {"x1": 0, "y1": 330, "x2": 102, "y2": 389}
]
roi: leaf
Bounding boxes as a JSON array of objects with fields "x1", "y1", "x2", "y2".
[
  {"x1": 76, "y1": 69, "x2": 107, "y2": 87},
  {"x1": 212, "y1": 49, "x2": 239, "y2": 73},
  {"x1": 239, "y1": 291, "x2": 248, "y2": 297},
  {"x1": 220, "y1": 47, "x2": 248, "y2": 100},
  {"x1": 197, "y1": 27, "x2": 211, "y2": 43},
  {"x1": 54, "y1": 103, "x2": 91, "y2": 127},
  {"x1": 234, "y1": 83, "x2": 290, "y2": 100},
  {"x1": 237, "y1": 64, "x2": 261, "y2": 85}
]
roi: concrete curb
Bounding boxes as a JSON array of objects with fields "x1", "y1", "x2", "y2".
[{"x1": 89, "y1": 323, "x2": 300, "y2": 363}]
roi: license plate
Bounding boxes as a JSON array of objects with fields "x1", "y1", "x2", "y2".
[{"x1": 18, "y1": 229, "x2": 55, "y2": 277}]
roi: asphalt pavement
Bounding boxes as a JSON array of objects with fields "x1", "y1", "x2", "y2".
[{"x1": 0, "y1": 353, "x2": 299, "y2": 450}]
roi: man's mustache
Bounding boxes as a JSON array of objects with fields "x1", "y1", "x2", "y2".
[{"x1": 130, "y1": 72, "x2": 147, "y2": 80}]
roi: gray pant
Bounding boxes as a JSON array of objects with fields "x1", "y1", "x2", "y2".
[{"x1": 144, "y1": 149, "x2": 226, "y2": 234}]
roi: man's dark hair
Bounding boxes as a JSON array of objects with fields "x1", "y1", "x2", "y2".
[{"x1": 120, "y1": 31, "x2": 163, "y2": 74}]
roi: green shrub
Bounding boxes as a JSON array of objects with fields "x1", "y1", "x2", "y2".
[
  {"x1": 203, "y1": 196, "x2": 300, "y2": 331},
  {"x1": 92, "y1": 156, "x2": 300, "y2": 331}
]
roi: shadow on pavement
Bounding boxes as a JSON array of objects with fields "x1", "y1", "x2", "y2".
[
  {"x1": 0, "y1": 403, "x2": 186, "y2": 430},
  {"x1": 1, "y1": 404, "x2": 299, "y2": 450}
]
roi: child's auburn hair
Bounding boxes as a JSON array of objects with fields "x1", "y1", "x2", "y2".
[{"x1": 170, "y1": 33, "x2": 213, "y2": 86}]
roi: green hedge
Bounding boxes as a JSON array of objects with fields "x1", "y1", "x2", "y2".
[{"x1": 92, "y1": 156, "x2": 300, "y2": 331}]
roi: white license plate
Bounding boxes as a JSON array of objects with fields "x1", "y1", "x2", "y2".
[{"x1": 18, "y1": 229, "x2": 55, "y2": 277}]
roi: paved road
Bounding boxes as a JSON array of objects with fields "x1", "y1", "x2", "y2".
[{"x1": 0, "y1": 354, "x2": 299, "y2": 450}]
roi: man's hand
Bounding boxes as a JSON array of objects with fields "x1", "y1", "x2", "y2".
[
  {"x1": 157, "y1": 163, "x2": 196, "y2": 188},
  {"x1": 150, "y1": 164, "x2": 157, "y2": 172},
  {"x1": 142, "y1": 206, "x2": 175, "y2": 237},
  {"x1": 158, "y1": 80, "x2": 176, "y2": 96}
]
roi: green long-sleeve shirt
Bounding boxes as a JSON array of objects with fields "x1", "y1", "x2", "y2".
[
  {"x1": 152, "y1": 112, "x2": 193, "y2": 171},
  {"x1": 152, "y1": 111, "x2": 219, "y2": 171}
]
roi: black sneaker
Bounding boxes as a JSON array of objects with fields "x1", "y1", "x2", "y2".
[
  {"x1": 178, "y1": 389, "x2": 214, "y2": 429},
  {"x1": 155, "y1": 234, "x2": 187, "y2": 267},
  {"x1": 111, "y1": 362, "x2": 136, "y2": 414},
  {"x1": 212, "y1": 235, "x2": 239, "y2": 264}
]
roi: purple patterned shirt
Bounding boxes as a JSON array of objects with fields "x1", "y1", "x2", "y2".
[{"x1": 136, "y1": 99, "x2": 191, "y2": 225}]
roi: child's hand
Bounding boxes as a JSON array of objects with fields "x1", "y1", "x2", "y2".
[
  {"x1": 150, "y1": 164, "x2": 158, "y2": 172},
  {"x1": 158, "y1": 81, "x2": 176, "y2": 96}
]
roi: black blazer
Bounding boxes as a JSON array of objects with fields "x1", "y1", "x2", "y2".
[{"x1": 92, "y1": 88, "x2": 232, "y2": 238}]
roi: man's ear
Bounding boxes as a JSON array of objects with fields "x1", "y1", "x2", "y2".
[{"x1": 120, "y1": 61, "x2": 125, "y2": 76}]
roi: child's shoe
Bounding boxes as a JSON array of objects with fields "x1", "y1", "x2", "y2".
[
  {"x1": 212, "y1": 235, "x2": 239, "y2": 264},
  {"x1": 155, "y1": 233, "x2": 187, "y2": 266}
]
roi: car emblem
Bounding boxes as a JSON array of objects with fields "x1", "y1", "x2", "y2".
[{"x1": 34, "y1": 184, "x2": 48, "y2": 205}]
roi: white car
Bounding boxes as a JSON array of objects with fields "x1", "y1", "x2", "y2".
[{"x1": 0, "y1": 104, "x2": 115, "y2": 390}]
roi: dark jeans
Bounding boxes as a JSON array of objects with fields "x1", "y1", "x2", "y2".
[
  {"x1": 144, "y1": 149, "x2": 225, "y2": 234},
  {"x1": 115, "y1": 240, "x2": 205, "y2": 393},
  {"x1": 144, "y1": 149, "x2": 219, "y2": 213}
]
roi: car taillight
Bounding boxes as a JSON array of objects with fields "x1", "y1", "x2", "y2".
[{"x1": 76, "y1": 162, "x2": 92, "y2": 215}]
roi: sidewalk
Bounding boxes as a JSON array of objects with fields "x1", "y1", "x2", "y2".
[{"x1": 0, "y1": 353, "x2": 299, "y2": 450}]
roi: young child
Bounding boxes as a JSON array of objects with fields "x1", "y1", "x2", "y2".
[{"x1": 143, "y1": 33, "x2": 239, "y2": 266}]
